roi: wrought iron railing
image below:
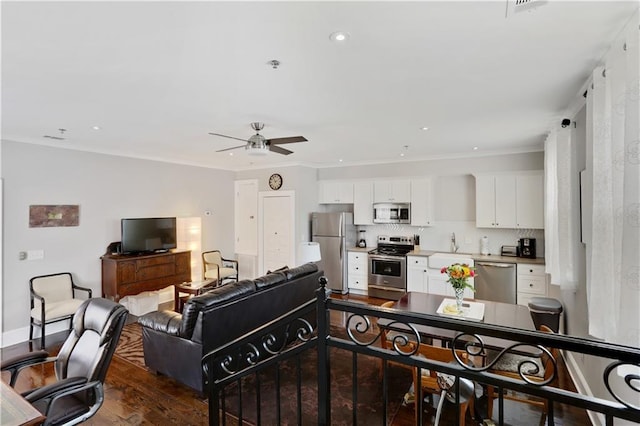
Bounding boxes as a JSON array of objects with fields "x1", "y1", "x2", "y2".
[{"x1": 202, "y1": 278, "x2": 640, "y2": 425}]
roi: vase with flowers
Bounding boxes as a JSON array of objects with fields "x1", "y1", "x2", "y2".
[{"x1": 441, "y1": 263, "x2": 475, "y2": 313}]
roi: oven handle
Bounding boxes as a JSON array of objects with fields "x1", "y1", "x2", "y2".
[{"x1": 368, "y1": 285, "x2": 406, "y2": 293}]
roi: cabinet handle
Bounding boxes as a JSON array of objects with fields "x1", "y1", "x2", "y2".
[
  {"x1": 529, "y1": 283, "x2": 533, "y2": 287},
  {"x1": 530, "y1": 269, "x2": 533, "y2": 273}
]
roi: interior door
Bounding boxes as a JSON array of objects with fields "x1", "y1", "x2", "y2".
[
  {"x1": 235, "y1": 180, "x2": 258, "y2": 255},
  {"x1": 260, "y1": 192, "x2": 295, "y2": 275}
]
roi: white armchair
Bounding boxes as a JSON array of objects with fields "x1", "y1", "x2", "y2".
[
  {"x1": 202, "y1": 250, "x2": 238, "y2": 285},
  {"x1": 29, "y1": 272, "x2": 92, "y2": 349}
]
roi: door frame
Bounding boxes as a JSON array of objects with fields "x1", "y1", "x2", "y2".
[{"x1": 258, "y1": 190, "x2": 296, "y2": 275}]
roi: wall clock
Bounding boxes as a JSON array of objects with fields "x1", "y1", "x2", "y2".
[{"x1": 269, "y1": 173, "x2": 283, "y2": 190}]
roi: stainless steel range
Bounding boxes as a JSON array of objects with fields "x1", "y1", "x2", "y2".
[{"x1": 368, "y1": 235, "x2": 414, "y2": 300}]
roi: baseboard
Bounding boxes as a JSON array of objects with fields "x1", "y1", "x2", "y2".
[
  {"x1": 563, "y1": 350, "x2": 600, "y2": 426},
  {"x1": 1, "y1": 321, "x2": 70, "y2": 348}
]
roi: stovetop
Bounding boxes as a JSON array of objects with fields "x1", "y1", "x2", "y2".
[{"x1": 369, "y1": 235, "x2": 414, "y2": 257}]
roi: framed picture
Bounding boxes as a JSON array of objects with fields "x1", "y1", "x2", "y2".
[{"x1": 29, "y1": 205, "x2": 80, "y2": 228}]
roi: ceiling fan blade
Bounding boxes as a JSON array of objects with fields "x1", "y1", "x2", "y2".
[
  {"x1": 269, "y1": 145, "x2": 294, "y2": 155},
  {"x1": 208, "y1": 132, "x2": 249, "y2": 143},
  {"x1": 216, "y1": 144, "x2": 246, "y2": 152},
  {"x1": 266, "y1": 136, "x2": 307, "y2": 145}
]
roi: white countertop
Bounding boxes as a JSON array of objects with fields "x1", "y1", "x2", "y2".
[{"x1": 347, "y1": 247, "x2": 545, "y2": 265}]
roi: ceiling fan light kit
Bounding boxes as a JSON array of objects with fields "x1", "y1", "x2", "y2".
[{"x1": 211, "y1": 122, "x2": 307, "y2": 156}]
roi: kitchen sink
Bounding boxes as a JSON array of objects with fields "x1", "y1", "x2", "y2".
[{"x1": 428, "y1": 252, "x2": 475, "y2": 269}]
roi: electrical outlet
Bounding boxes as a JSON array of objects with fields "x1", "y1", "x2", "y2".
[{"x1": 19, "y1": 251, "x2": 27, "y2": 260}]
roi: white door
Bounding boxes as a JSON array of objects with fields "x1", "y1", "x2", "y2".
[
  {"x1": 235, "y1": 180, "x2": 258, "y2": 255},
  {"x1": 260, "y1": 191, "x2": 295, "y2": 275}
]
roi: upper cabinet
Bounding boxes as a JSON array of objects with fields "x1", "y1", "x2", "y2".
[
  {"x1": 475, "y1": 172, "x2": 543, "y2": 229},
  {"x1": 318, "y1": 180, "x2": 354, "y2": 204},
  {"x1": 410, "y1": 178, "x2": 434, "y2": 226},
  {"x1": 353, "y1": 181, "x2": 374, "y2": 225},
  {"x1": 373, "y1": 179, "x2": 411, "y2": 203},
  {"x1": 515, "y1": 174, "x2": 544, "y2": 229}
]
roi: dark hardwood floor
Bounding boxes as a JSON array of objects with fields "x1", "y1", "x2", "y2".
[{"x1": 1, "y1": 294, "x2": 590, "y2": 425}]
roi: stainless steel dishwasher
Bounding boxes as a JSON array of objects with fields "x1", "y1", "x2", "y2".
[{"x1": 474, "y1": 261, "x2": 517, "y2": 304}]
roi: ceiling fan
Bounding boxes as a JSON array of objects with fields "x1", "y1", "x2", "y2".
[{"x1": 209, "y1": 122, "x2": 307, "y2": 156}]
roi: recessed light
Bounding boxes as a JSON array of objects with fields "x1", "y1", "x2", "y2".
[
  {"x1": 229, "y1": 152, "x2": 234, "y2": 156},
  {"x1": 92, "y1": 126, "x2": 101, "y2": 131},
  {"x1": 420, "y1": 127, "x2": 429, "y2": 131},
  {"x1": 400, "y1": 153, "x2": 405, "y2": 157},
  {"x1": 473, "y1": 146, "x2": 479, "y2": 151},
  {"x1": 339, "y1": 159, "x2": 343, "y2": 162},
  {"x1": 329, "y1": 31, "x2": 350, "y2": 42}
]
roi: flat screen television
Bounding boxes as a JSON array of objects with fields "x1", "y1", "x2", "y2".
[{"x1": 120, "y1": 217, "x2": 177, "y2": 254}]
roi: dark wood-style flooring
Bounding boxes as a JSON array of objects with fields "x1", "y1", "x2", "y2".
[{"x1": 1, "y1": 294, "x2": 590, "y2": 425}]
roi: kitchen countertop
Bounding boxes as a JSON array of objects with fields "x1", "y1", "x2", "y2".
[{"x1": 347, "y1": 247, "x2": 545, "y2": 264}]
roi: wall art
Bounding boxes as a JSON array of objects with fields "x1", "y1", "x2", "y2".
[{"x1": 29, "y1": 205, "x2": 80, "y2": 228}]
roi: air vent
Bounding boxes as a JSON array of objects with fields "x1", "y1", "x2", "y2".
[
  {"x1": 506, "y1": 0, "x2": 547, "y2": 17},
  {"x1": 43, "y1": 135, "x2": 65, "y2": 140}
]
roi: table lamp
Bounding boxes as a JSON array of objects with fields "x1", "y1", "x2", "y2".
[{"x1": 299, "y1": 242, "x2": 321, "y2": 265}]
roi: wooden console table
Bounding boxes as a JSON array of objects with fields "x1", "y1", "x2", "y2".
[
  {"x1": 101, "y1": 250, "x2": 191, "y2": 302},
  {"x1": 1, "y1": 381, "x2": 45, "y2": 426}
]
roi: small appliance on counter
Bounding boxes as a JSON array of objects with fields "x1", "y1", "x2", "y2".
[
  {"x1": 500, "y1": 245, "x2": 519, "y2": 257},
  {"x1": 519, "y1": 238, "x2": 537, "y2": 258},
  {"x1": 357, "y1": 230, "x2": 367, "y2": 248}
]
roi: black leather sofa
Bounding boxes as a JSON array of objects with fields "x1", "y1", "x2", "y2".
[{"x1": 137, "y1": 263, "x2": 322, "y2": 393}]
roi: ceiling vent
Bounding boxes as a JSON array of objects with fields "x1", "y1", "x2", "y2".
[{"x1": 506, "y1": 0, "x2": 547, "y2": 17}]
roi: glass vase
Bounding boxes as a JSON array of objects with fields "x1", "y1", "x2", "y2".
[{"x1": 454, "y1": 287, "x2": 465, "y2": 313}]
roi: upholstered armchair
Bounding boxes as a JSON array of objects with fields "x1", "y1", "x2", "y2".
[
  {"x1": 2, "y1": 298, "x2": 128, "y2": 426},
  {"x1": 201, "y1": 250, "x2": 238, "y2": 285},
  {"x1": 30, "y1": 272, "x2": 92, "y2": 349}
]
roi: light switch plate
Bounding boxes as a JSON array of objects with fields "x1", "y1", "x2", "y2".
[{"x1": 27, "y1": 250, "x2": 45, "y2": 260}]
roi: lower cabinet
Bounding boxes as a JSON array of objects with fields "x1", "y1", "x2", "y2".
[
  {"x1": 407, "y1": 256, "x2": 428, "y2": 293},
  {"x1": 347, "y1": 251, "x2": 368, "y2": 292},
  {"x1": 516, "y1": 263, "x2": 547, "y2": 306}
]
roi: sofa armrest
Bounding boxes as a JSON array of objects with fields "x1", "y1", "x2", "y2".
[{"x1": 138, "y1": 310, "x2": 182, "y2": 337}]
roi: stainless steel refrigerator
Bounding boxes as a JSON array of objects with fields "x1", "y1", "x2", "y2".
[{"x1": 311, "y1": 212, "x2": 355, "y2": 294}]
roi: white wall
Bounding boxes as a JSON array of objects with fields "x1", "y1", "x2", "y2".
[
  {"x1": 1, "y1": 141, "x2": 235, "y2": 345},
  {"x1": 234, "y1": 166, "x2": 319, "y2": 258}
]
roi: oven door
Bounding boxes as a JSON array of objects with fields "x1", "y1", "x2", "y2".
[{"x1": 368, "y1": 255, "x2": 406, "y2": 300}]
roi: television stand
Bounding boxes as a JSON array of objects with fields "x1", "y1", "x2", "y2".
[{"x1": 101, "y1": 250, "x2": 191, "y2": 302}]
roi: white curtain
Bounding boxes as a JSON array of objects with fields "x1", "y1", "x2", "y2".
[
  {"x1": 586, "y1": 13, "x2": 640, "y2": 347},
  {"x1": 544, "y1": 126, "x2": 577, "y2": 290}
]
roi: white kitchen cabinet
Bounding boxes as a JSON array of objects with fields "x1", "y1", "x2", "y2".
[
  {"x1": 353, "y1": 181, "x2": 374, "y2": 225},
  {"x1": 318, "y1": 180, "x2": 354, "y2": 204},
  {"x1": 373, "y1": 180, "x2": 411, "y2": 203},
  {"x1": 347, "y1": 251, "x2": 368, "y2": 292},
  {"x1": 410, "y1": 178, "x2": 434, "y2": 226},
  {"x1": 407, "y1": 256, "x2": 429, "y2": 293},
  {"x1": 475, "y1": 173, "x2": 543, "y2": 229},
  {"x1": 516, "y1": 173, "x2": 544, "y2": 229},
  {"x1": 516, "y1": 263, "x2": 547, "y2": 306}
]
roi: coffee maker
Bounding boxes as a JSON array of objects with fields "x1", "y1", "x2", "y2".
[{"x1": 519, "y1": 238, "x2": 536, "y2": 258}]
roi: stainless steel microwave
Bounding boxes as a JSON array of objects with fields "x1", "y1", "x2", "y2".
[{"x1": 373, "y1": 203, "x2": 411, "y2": 224}]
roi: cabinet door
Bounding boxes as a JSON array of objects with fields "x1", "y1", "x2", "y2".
[
  {"x1": 410, "y1": 178, "x2": 434, "y2": 226},
  {"x1": 391, "y1": 180, "x2": 411, "y2": 202},
  {"x1": 475, "y1": 175, "x2": 496, "y2": 227},
  {"x1": 494, "y1": 175, "x2": 517, "y2": 228},
  {"x1": 427, "y1": 274, "x2": 450, "y2": 296},
  {"x1": 373, "y1": 181, "x2": 393, "y2": 202},
  {"x1": 407, "y1": 256, "x2": 428, "y2": 293},
  {"x1": 339, "y1": 182, "x2": 354, "y2": 203},
  {"x1": 516, "y1": 174, "x2": 544, "y2": 229},
  {"x1": 319, "y1": 181, "x2": 354, "y2": 204},
  {"x1": 353, "y1": 182, "x2": 373, "y2": 225}
]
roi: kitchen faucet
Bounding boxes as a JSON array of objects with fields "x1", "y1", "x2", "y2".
[{"x1": 450, "y1": 232, "x2": 459, "y2": 253}]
